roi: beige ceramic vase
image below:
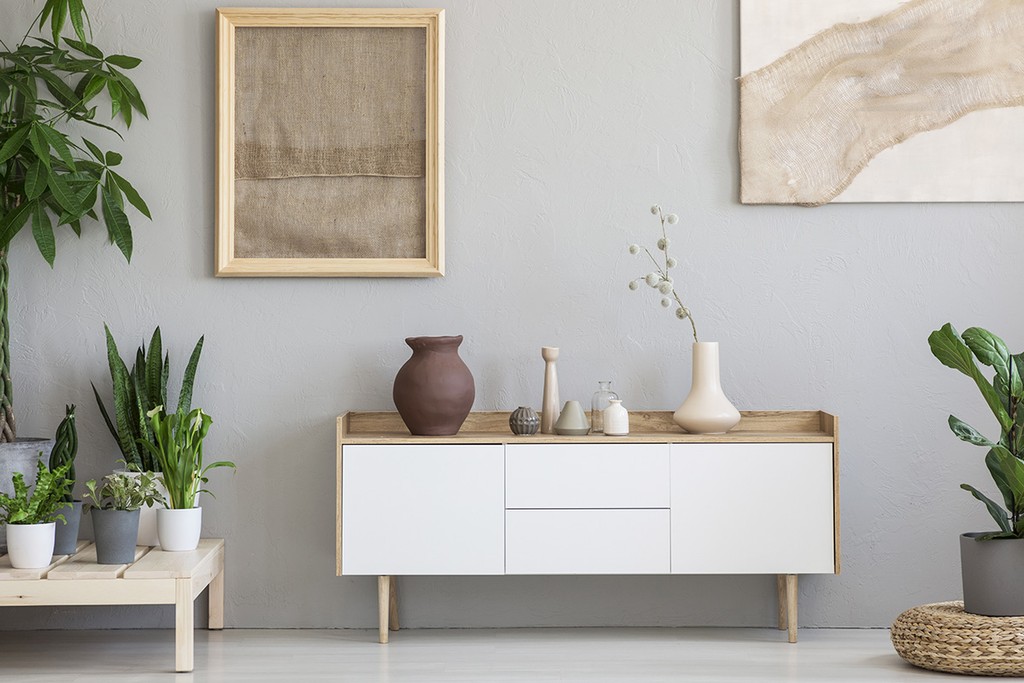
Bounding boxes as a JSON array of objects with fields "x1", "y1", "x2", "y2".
[{"x1": 672, "y1": 342, "x2": 741, "y2": 434}]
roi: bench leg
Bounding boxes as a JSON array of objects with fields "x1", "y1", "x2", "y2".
[
  {"x1": 378, "y1": 575, "x2": 390, "y2": 644},
  {"x1": 776, "y1": 575, "x2": 788, "y2": 631},
  {"x1": 209, "y1": 566, "x2": 225, "y2": 630},
  {"x1": 785, "y1": 574, "x2": 798, "y2": 643},
  {"x1": 176, "y1": 578, "x2": 195, "y2": 672},
  {"x1": 389, "y1": 575, "x2": 400, "y2": 631}
]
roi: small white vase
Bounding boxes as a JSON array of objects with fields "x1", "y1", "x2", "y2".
[
  {"x1": 603, "y1": 399, "x2": 630, "y2": 436},
  {"x1": 6, "y1": 522, "x2": 56, "y2": 569},
  {"x1": 673, "y1": 341, "x2": 741, "y2": 434},
  {"x1": 156, "y1": 507, "x2": 202, "y2": 552}
]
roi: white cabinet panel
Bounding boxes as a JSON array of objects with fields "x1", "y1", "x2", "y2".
[
  {"x1": 505, "y1": 509, "x2": 670, "y2": 574},
  {"x1": 342, "y1": 445, "x2": 504, "y2": 575},
  {"x1": 671, "y1": 443, "x2": 835, "y2": 574},
  {"x1": 505, "y1": 444, "x2": 670, "y2": 509}
]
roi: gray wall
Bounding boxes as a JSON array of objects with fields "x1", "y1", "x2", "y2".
[{"x1": 2, "y1": 0, "x2": 1020, "y2": 630}]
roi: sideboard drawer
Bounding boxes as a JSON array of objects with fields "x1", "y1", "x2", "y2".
[
  {"x1": 505, "y1": 444, "x2": 670, "y2": 508},
  {"x1": 505, "y1": 509, "x2": 670, "y2": 574}
]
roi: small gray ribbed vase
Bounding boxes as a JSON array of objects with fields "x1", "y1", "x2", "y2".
[
  {"x1": 92, "y1": 508, "x2": 141, "y2": 564},
  {"x1": 509, "y1": 407, "x2": 540, "y2": 435}
]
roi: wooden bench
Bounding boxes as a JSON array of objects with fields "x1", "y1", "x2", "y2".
[{"x1": 0, "y1": 538, "x2": 225, "y2": 672}]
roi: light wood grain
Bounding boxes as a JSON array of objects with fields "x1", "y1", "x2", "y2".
[
  {"x1": 378, "y1": 575, "x2": 390, "y2": 644},
  {"x1": 786, "y1": 574, "x2": 798, "y2": 643},
  {"x1": 821, "y1": 412, "x2": 842, "y2": 574},
  {"x1": 124, "y1": 539, "x2": 224, "y2": 579},
  {"x1": 389, "y1": 575, "x2": 400, "y2": 631},
  {"x1": 0, "y1": 540, "x2": 90, "y2": 580},
  {"x1": 215, "y1": 8, "x2": 445, "y2": 278},
  {"x1": 777, "y1": 575, "x2": 787, "y2": 630},
  {"x1": 176, "y1": 578, "x2": 194, "y2": 672},
  {"x1": 209, "y1": 564, "x2": 224, "y2": 630},
  {"x1": 47, "y1": 545, "x2": 150, "y2": 580},
  {"x1": 0, "y1": 578, "x2": 176, "y2": 606}
]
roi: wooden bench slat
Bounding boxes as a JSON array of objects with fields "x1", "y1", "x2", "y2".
[
  {"x1": 48, "y1": 545, "x2": 151, "y2": 580},
  {"x1": 0, "y1": 540, "x2": 92, "y2": 580},
  {"x1": 125, "y1": 539, "x2": 224, "y2": 579}
]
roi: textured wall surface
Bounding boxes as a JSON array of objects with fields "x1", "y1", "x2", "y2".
[{"x1": 1, "y1": 0, "x2": 1021, "y2": 630}]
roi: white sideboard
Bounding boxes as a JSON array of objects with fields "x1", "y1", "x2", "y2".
[{"x1": 336, "y1": 410, "x2": 839, "y2": 644}]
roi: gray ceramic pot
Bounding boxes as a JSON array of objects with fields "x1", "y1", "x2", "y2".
[
  {"x1": 53, "y1": 501, "x2": 83, "y2": 556},
  {"x1": 91, "y1": 508, "x2": 141, "y2": 565},
  {"x1": 0, "y1": 438, "x2": 53, "y2": 551},
  {"x1": 960, "y1": 532, "x2": 1024, "y2": 616}
]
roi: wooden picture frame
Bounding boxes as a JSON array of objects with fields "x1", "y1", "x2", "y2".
[{"x1": 216, "y1": 8, "x2": 445, "y2": 277}]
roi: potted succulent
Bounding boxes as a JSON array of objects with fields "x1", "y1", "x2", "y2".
[
  {"x1": 139, "y1": 406, "x2": 234, "y2": 552},
  {"x1": 0, "y1": 459, "x2": 72, "y2": 568},
  {"x1": 93, "y1": 325, "x2": 203, "y2": 545},
  {"x1": 929, "y1": 323, "x2": 1024, "y2": 616},
  {"x1": 83, "y1": 469, "x2": 162, "y2": 564},
  {"x1": 48, "y1": 405, "x2": 81, "y2": 554},
  {"x1": 0, "y1": 0, "x2": 149, "y2": 486}
]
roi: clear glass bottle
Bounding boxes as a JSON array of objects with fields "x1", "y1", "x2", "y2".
[{"x1": 591, "y1": 381, "x2": 619, "y2": 434}]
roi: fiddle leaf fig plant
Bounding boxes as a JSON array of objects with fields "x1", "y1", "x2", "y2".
[
  {"x1": 929, "y1": 323, "x2": 1024, "y2": 539},
  {"x1": 0, "y1": 0, "x2": 150, "y2": 442}
]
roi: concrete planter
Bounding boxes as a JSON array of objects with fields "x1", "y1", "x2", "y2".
[
  {"x1": 53, "y1": 501, "x2": 83, "y2": 555},
  {"x1": 0, "y1": 438, "x2": 53, "y2": 550},
  {"x1": 92, "y1": 508, "x2": 141, "y2": 564},
  {"x1": 960, "y1": 532, "x2": 1024, "y2": 616}
]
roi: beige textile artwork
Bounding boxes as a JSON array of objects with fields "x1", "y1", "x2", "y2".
[
  {"x1": 739, "y1": 0, "x2": 1024, "y2": 206},
  {"x1": 234, "y1": 27, "x2": 427, "y2": 257}
]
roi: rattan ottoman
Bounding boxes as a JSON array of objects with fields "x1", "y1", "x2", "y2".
[{"x1": 892, "y1": 601, "x2": 1024, "y2": 676}]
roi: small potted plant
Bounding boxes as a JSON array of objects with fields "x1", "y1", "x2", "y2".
[
  {"x1": 929, "y1": 323, "x2": 1024, "y2": 616},
  {"x1": 49, "y1": 405, "x2": 81, "y2": 555},
  {"x1": 139, "y1": 406, "x2": 234, "y2": 552},
  {"x1": 83, "y1": 469, "x2": 163, "y2": 564},
  {"x1": 93, "y1": 325, "x2": 204, "y2": 545},
  {"x1": 0, "y1": 460, "x2": 73, "y2": 569}
]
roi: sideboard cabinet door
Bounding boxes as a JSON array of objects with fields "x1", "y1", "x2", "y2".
[
  {"x1": 341, "y1": 444, "x2": 505, "y2": 575},
  {"x1": 671, "y1": 443, "x2": 835, "y2": 574}
]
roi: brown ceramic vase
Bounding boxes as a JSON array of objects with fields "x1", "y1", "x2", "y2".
[{"x1": 393, "y1": 336, "x2": 475, "y2": 436}]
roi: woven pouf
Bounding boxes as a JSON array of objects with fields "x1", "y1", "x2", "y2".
[{"x1": 892, "y1": 601, "x2": 1024, "y2": 676}]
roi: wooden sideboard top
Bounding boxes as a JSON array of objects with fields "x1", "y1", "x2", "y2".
[{"x1": 337, "y1": 410, "x2": 838, "y2": 445}]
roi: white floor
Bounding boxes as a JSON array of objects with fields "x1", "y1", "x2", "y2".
[{"x1": 0, "y1": 627, "x2": 985, "y2": 682}]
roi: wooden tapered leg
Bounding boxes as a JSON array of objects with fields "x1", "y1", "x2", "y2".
[
  {"x1": 208, "y1": 567, "x2": 225, "y2": 630},
  {"x1": 785, "y1": 574, "x2": 798, "y2": 643},
  {"x1": 175, "y1": 578, "x2": 195, "y2": 672},
  {"x1": 776, "y1": 575, "x2": 787, "y2": 630},
  {"x1": 389, "y1": 575, "x2": 400, "y2": 631},
  {"x1": 378, "y1": 576, "x2": 390, "y2": 644}
]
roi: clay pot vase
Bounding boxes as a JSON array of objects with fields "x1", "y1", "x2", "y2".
[{"x1": 393, "y1": 336, "x2": 476, "y2": 436}]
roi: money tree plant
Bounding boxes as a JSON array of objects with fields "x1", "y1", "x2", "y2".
[
  {"x1": 929, "y1": 324, "x2": 1024, "y2": 539},
  {"x1": 0, "y1": 0, "x2": 149, "y2": 441}
]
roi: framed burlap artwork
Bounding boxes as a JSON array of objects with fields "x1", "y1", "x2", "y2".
[{"x1": 216, "y1": 8, "x2": 444, "y2": 276}]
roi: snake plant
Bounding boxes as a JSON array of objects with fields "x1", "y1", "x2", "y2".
[
  {"x1": 92, "y1": 325, "x2": 203, "y2": 472},
  {"x1": 47, "y1": 404, "x2": 77, "y2": 502},
  {"x1": 929, "y1": 324, "x2": 1024, "y2": 539}
]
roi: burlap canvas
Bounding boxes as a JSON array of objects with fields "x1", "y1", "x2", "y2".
[
  {"x1": 233, "y1": 26, "x2": 428, "y2": 259},
  {"x1": 234, "y1": 177, "x2": 426, "y2": 259}
]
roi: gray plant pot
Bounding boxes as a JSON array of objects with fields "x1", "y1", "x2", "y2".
[
  {"x1": 0, "y1": 438, "x2": 54, "y2": 551},
  {"x1": 960, "y1": 532, "x2": 1024, "y2": 616},
  {"x1": 53, "y1": 501, "x2": 83, "y2": 556},
  {"x1": 91, "y1": 508, "x2": 141, "y2": 565}
]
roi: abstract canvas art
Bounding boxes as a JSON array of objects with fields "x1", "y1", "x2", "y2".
[{"x1": 739, "y1": 0, "x2": 1024, "y2": 205}]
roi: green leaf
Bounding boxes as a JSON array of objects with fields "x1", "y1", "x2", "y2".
[
  {"x1": 101, "y1": 186, "x2": 132, "y2": 261},
  {"x1": 109, "y1": 170, "x2": 150, "y2": 219},
  {"x1": 24, "y1": 160, "x2": 48, "y2": 200},
  {"x1": 963, "y1": 328, "x2": 1020, "y2": 396},
  {"x1": 986, "y1": 448, "x2": 1018, "y2": 513},
  {"x1": 51, "y1": 0, "x2": 68, "y2": 45},
  {"x1": 67, "y1": 0, "x2": 87, "y2": 44},
  {"x1": 105, "y1": 151, "x2": 122, "y2": 167},
  {"x1": 82, "y1": 138, "x2": 104, "y2": 162},
  {"x1": 112, "y1": 73, "x2": 147, "y2": 119},
  {"x1": 91, "y1": 381, "x2": 119, "y2": 446},
  {"x1": 103, "y1": 325, "x2": 143, "y2": 469},
  {"x1": 929, "y1": 323, "x2": 1013, "y2": 434},
  {"x1": 31, "y1": 204, "x2": 55, "y2": 267},
  {"x1": 81, "y1": 74, "x2": 106, "y2": 104},
  {"x1": 48, "y1": 172, "x2": 81, "y2": 215},
  {"x1": 145, "y1": 328, "x2": 163, "y2": 410},
  {"x1": 178, "y1": 337, "x2": 204, "y2": 414},
  {"x1": 29, "y1": 126, "x2": 52, "y2": 170},
  {"x1": 38, "y1": 125, "x2": 76, "y2": 170},
  {"x1": 64, "y1": 37, "x2": 102, "y2": 60},
  {"x1": 106, "y1": 55, "x2": 141, "y2": 69},
  {"x1": 962, "y1": 484, "x2": 1012, "y2": 534},
  {"x1": 0, "y1": 202, "x2": 35, "y2": 248},
  {"x1": 0, "y1": 126, "x2": 30, "y2": 166},
  {"x1": 948, "y1": 415, "x2": 994, "y2": 448}
]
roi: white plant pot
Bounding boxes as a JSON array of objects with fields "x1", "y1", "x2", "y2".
[
  {"x1": 673, "y1": 342, "x2": 741, "y2": 434},
  {"x1": 6, "y1": 522, "x2": 56, "y2": 569},
  {"x1": 157, "y1": 507, "x2": 202, "y2": 552}
]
